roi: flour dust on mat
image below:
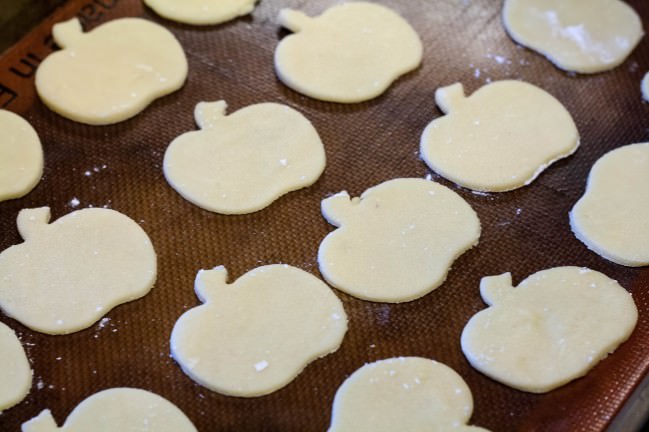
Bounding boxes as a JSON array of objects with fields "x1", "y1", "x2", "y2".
[
  {"x1": 328, "y1": 357, "x2": 490, "y2": 432},
  {"x1": 503, "y1": 0, "x2": 643, "y2": 73},
  {"x1": 461, "y1": 267, "x2": 638, "y2": 393},
  {"x1": 163, "y1": 101, "x2": 325, "y2": 214},
  {"x1": 274, "y1": 2, "x2": 422, "y2": 103},
  {"x1": 570, "y1": 143, "x2": 649, "y2": 266},
  {"x1": 420, "y1": 80, "x2": 579, "y2": 192},
  {"x1": 21, "y1": 388, "x2": 197, "y2": 431},
  {"x1": 318, "y1": 178, "x2": 481, "y2": 303},
  {"x1": 170, "y1": 265, "x2": 347, "y2": 397},
  {"x1": 0, "y1": 207, "x2": 157, "y2": 334},
  {"x1": 35, "y1": 17, "x2": 187, "y2": 125},
  {"x1": 0, "y1": 110, "x2": 43, "y2": 202}
]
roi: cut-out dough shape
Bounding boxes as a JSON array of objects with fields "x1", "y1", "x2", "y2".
[
  {"x1": 21, "y1": 387, "x2": 197, "y2": 432},
  {"x1": 503, "y1": 0, "x2": 643, "y2": 74},
  {"x1": 0, "y1": 321, "x2": 32, "y2": 411},
  {"x1": 0, "y1": 110, "x2": 43, "y2": 202},
  {"x1": 420, "y1": 81, "x2": 579, "y2": 192},
  {"x1": 642, "y1": 73, "x2": 649, "y2": 102},
  {"x1": 163, "y1": 101, "x2": 325, "y2": 214},
  {"x1": 144, "y1": 0, "x2": 257, "y2": 25},
  {"x1": 461, "y1": 267, "x2": 637, "y2": 393},
  {"x1": 570, "y1": 143, "x2": 649, "y2": 266},
  {"x1": 318, "y1": 178, "x2": 480, "y2": 303},
  {"x1": 0, "y1": 207, "x2": 157, "y2": 334},
  {"x1": 170, "y1": 264, "x2": 347, "y2": 397},
  {"x1": 328, "y1": 357, "x2": 490, "y2": 432},
  {"x1": 35, "y1": 17, "x2": 187, "y2": 125},
  {"x1": 274, "y1": 2, "x2": 423, "y2": 103}
]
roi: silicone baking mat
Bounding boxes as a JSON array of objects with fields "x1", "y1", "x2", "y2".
[{"x1": 1, "y1": 0, "x2": 648, "y2": 430}]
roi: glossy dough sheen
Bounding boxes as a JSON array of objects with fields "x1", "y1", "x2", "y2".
[
  {"x1": 35, "y1": 17, "x2": 187, "y2": 125},
  {"x1": 0, "y1": 207, "x2": 157, "y2": 334},
  {"x1": 420, "y1": 81, "x2": 579, "y2": 192},
  {"x1": 570, "y1": 143, "x2": 649, "y2": 266},
  {"x1": 163, "y1": 101, "x2": 325, "y2": 214},
  {"x1": 461, "y1": 267, "x2": 638, "y2": 393},
  {"x1": 318, "y1": 178, "x2": 480, "y2": 303},
  {"x1": 328, "y1": 357, "x2": 490, "y2": 432},
  {"x1": 144, "y1": 0, "x2": 256, "y2": 25},
  {"x1": 274, "y1": 2, "x2": 422, "y2": 103},
  {"x1": 642, "y1": 73, "x2": 649, "y2": 102},
  {"x1": 21, "y1": 388, "x2": 197, "y2": 432},
  {"x1": 0, "y1": 322, "x2": 32, "y2": 411},
  {"x1": 503, "y1": 0, "x2": 643, "y2": 73},
  {"x1": 0, "y1": 110, "x2": 43, "y2": 202},
  {"x1": 170, "y1": 265, "x2": 347, "y2": 397}
]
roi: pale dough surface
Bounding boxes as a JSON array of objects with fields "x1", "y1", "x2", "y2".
[
  {"x1": 0, "y1": 207, "x2": 157, "y2": 334},
  {"x1": 318, "y1": 178, "x2": 480, "y2": 303},
  {"x1": 21, "y1": 388, "x2": 196, "y2": 432},
  {"x1": 274, "y1": 2, "x2": 422, "y2": 103},
  {"x1": 328, "y1": 357, "x2": 490, "y2": 432},
  {"x1": 0, "y1": 110, "x2": 43, "y2": 202},
  {"x1": 144, "y1": 0, "x2": 256, "y2": 25},
  {"x1": 36, "y1": 17, "x2": 187, "y2": 125},
  {"x1": 170, "y1": 264, "x2": 347, "y2": 397},
  {"x1": 163, "y1": 101, "x2": 325, "y2": 214},
  {"x1": 0, "y1": 321, "x2": 32, "y2": 411},
  {"x1": 461, "y1": 267, "x2": 637, "y2": 393},
  {"x1": 420, "y1": 81, "x2": 579, "y2": 192},
  {"x1": 503, "y1": 0, "x2": 643, "y2": 73},
  {"x1": 642, "y1": 72, "x2": 649, "y2": 102},
  {"x1": 570, "y1": 143, "x2": 649, "y2": 266}
]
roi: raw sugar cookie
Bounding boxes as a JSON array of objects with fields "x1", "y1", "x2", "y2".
[
  {"x1": 461, "y1": 267, "x2": 637, "y2": 393},
  {"x1": 642, "y1": 73, "x2": 649, "y2": 102},
  {"x1": 503, "y1": 0, "x2": 643, "y2": 73},
  {"x1": 35, "y1": 17, "x2": 187, "y2": 125},
  {"x1": 274, "y1": 2, "x2": 422, "y2": 103},
  {"x1": 570, "y1": 143, "x2": 649, "y2": 266},
  {"x1": 0, "y1": 321, "x2": 32, "y2": 411},
  {"x1": 22, "y1": 388, "x2": 197, "y2": 432},
  {"x1": 0, "y1": 110, "x2": 43, "y2": 202},
  {"x1": 420, "y1": 81, "x2": 578, "y2": 192},
  {"x1": 144, "y1": 0, "x2": 257, "y2": 25},
  {"x1": 163, "y1": 101, "x2": 325, "y2": 214},
  {"x1": 318, "y1": 178, "x2": 480, "y2": 303},
  {"x1": 170, "y1": 265, "x2": 347, "y2": 397},
  {"x1": 328, "y1": 357, "x2": 490, "y2": 432},
  {"x1": 0, "y1": 207, "x2": 157, "y2": 334}
]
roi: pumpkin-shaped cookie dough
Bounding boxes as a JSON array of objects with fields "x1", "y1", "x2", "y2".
[
  {"x1": 22, "y1": 388, "x2": 196, "y2": 432},
  {"x1": 420, "y1": 81, "x2": 579, "y2": 192},
  {"x1": 318, "y1": 178, "x2": 480, "y2": 303},
  {"x1": 274, "y1": 2, "x2": 422, "y2": 103},
  {"x1": 461, "y1": 267, "x2": 637, "y2": 393},
  {"x1": 328, "y1": 357, "x2": 490, "y2": 432},
  {"x1": 570, "y1": 143, "x2": 649, "y2": 266},
  {"x1": 0, "y1": 110, "x2": 43, "y2": 202},
  {"x1": 0, "y1": 321, "x2": 32, "y2": 411},
  {"x1": 0, "y1": 207, "x2": 157, "y2": 334},
  {"x1": 35, "y1": 17, "x2": 187, "y2": 125},
  {"x1": 163, "y1": 101, "x2": 325, "y2": 214},
  {"x1": 503, "y1": 0, "x2": 643, "y2": 74},
  {"x1": 144, "y1": 0, "x2": 257, "y2": 25},
  {"x1": 170, "y1": 265, "x2": 347, "y2": 397}
]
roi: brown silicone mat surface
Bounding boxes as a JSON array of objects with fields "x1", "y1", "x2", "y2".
[{"x1": 1, "y1": 0, "x2": 649, "y2": 430}]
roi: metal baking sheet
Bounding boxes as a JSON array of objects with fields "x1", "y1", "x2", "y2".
[{"x1": 1, "y1": 0, "x2": 648, "y2": 430}]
